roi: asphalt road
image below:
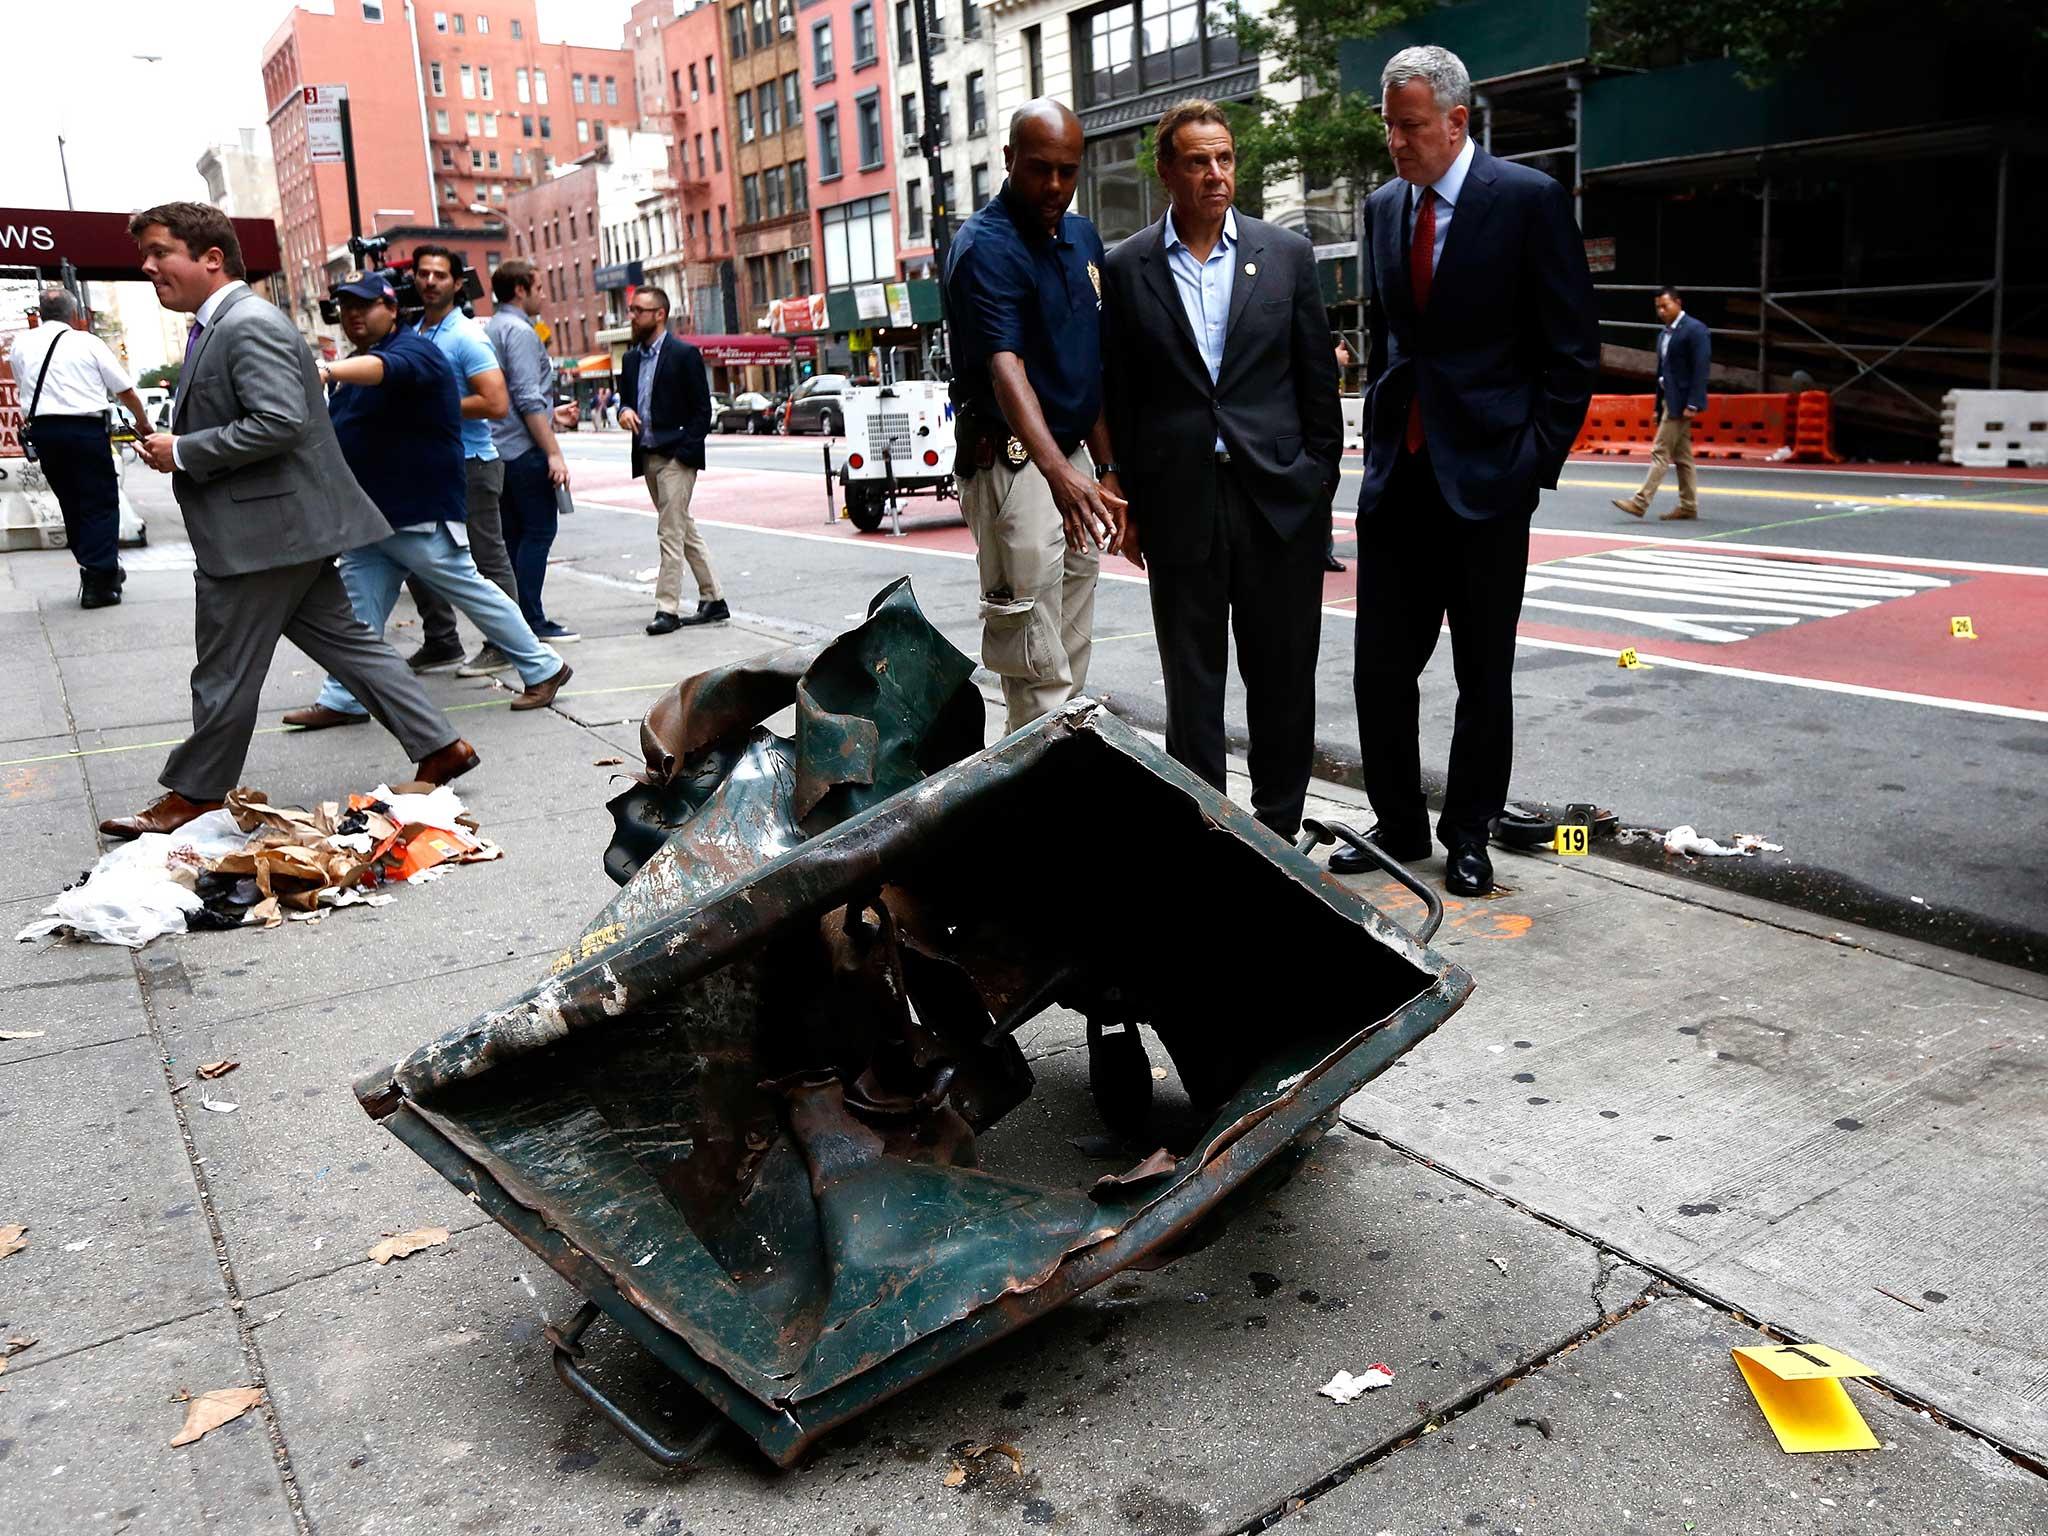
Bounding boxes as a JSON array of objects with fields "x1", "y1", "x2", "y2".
[{"x1": 110, "y1": 425, "x2": 2048, "y2": 961}]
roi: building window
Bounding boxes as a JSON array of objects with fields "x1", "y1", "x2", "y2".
[
  {"x1": 479, "y1": 65, "x2": 493, "y2": 98},
  {"x1": 933, "y1": 81, "x2": 951, "y2": 143},
  {"x1": 742, "y1": 172, "x2": 761, "y2": 222},
  {"x1": 961, "y1": 0, "x2": 980, "y2": 38},
  {"x1": 967, "y1": 71, "x2": 985, "y2": 135},
  {"x1": 792, "y1": 246, "x2": 813, "y2": 290},
  {"x1": 738, "y1": 92, "x2": 755, "y2": 143},
  {"x1": 789, "y1": 157, "x2": 808, "y2": 211},
  {"x1": 577, "y1": 119, "x2": 589, "y2": 142},
  {"x1": 517, "y1": 68, "x2": 529, "y2": 102},
  {"x1": 816, "y1": 104, "x2": 841, "y2": 178},
  {"x1": 820, "y1": 193, "x2": 892, "y2": 286},
  {"x1": 471, "y1": 149, "x2": 483, "y2": 169},
  {"x1": 1074, "y1": 0, "x2": 1239, "y2": 107},
  {"x1": 434, "y1": 108, "x2": 450, "y2": 132},
  {"x1": 972, "y1": 162, "x2": 990, "y2": 208},
  {"x1": 760, "y1": 82, "x2": 780, "y2": 135},
  {"x1": 485, "y1": 113, "x2": 499, "y2": 137},
  {"x1": 907, "y1": 178, "x2": 925, "y2": 241},
  {"x1": 540, "y1": 115, "x2": 552, "y2": 138},
  {"x1": 476, "y1": 13, "x2": 487, "y2": 32},
  {"x1": 450, "y1": 11, "x2": 464, "y2": 32},
  {"x1": 852, "y1": 2, "x2": 876, "y2": 66},
  {"x1": 895, "y1": 0, "x2": 913, "y2": 55},
  {"x1": 446, "y1": 185, "x2": 458, "y2": 203},
  {"x1": 706, "y1": 54, "x2": 716, "y2": 94},
  {"x1": 605, "y1": 77, "x2": 618, "y2": 105},
  {"x1": 901, "y1": 91, "x2": 918, "y2": 141},
  {"x1": 572, "y1": 74, "x2": 585, "y2": 104},
  {"x1": 812, "y1": 20, "x2": 833, "y2": 80},
  {"x1": 720, "y1": 204, "x2": 729, "y2": 245},
  {"x1": 688, "y1": 63, "x2": 698, "y2": 99},
  {"x1": 430, "y1": 61, "x2": 445, "y2": 95},
  {"x1": 766, "y1": 165, "x2": 787, "y2": 217},
  {"x1": 466, "y1": 110, "x2": 481, "y2": 134},
  {"x1": 535, "y1": 69, "x2": 548, "y2": 104},
  {"x1": 712, "y1": 127, "x2": 722, "y2": 169},
  {"x1": 492, "y1": 182, "x2": 505, "y2": 202},
  {"x1": 362, "y1": 0, "x2": 384, "y2": 19},
  {"x1": 783, "y1": 71, "x2": 801, "y2": 125},
  {"x1": 487, "y1": 149, "x2": 499, "y2": 169},
  {"x1": 1025, "y1": 25, "x2": 1044, "y2": 96},
  {"x1": 460, "y1": 63, "x2": 475, "y2": 99},
  {"x1": 1080, "y1": 128, "x2": 1165, "y2": 241},
  {"x1": 751, "y1": 0, "x2": 772, "y2": 49},
  {"x1": 441, "y1": 147, "x2": 455, "y2": 167},
  {"x1": 856, "y1": 92, "x2": 883, "y2": 169},
  {"x1": 728, "y1": 3, "x2": 749, "y2": 59},
  {"x1": 433, "y1": 9, "x2": 446, "y2": 29},
  {"x1": 937, "y1": 170, "x2": 955, "y2": 224},
  {"x1": 522, "y1": 114, "x2": 533, "y2": 136},
  {"x1": 509, "y1": 16, "x2": 521, "y2": 37}
]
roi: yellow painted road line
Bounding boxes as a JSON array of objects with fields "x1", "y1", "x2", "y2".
[{"x1": 1558, "y1": 477, "x2": 2048, "y2": 516}]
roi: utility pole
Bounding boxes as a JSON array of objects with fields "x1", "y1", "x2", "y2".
[
  {"x1": 913, "y1": 0, "x2": 950, "y2": 263},
  {"x1": 339, "y1": 97, "x2": 365, "y2": 245},
  {"x1": 57, "y1": 135, "x2": 75, "y2": 208}
]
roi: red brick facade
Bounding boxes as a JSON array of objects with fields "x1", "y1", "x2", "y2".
[{"x1": 505, "y1": 163, "x2": 606, "y2": 361}]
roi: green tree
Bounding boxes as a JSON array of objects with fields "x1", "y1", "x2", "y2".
[
  {"x1": 139, "y1": 362, "x2": 181, "y2": 391},
  {"x1": 1219, "y1": 0, "x2": 1433, "y2": 207}
]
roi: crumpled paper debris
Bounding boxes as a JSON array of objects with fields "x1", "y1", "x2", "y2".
[
  {"x1": 1318, "y1": 1364, "x2": 1396, "y2": 1403},
  {"x1": 1663, "y1": 825, "x2": 1785, "y2": 858},
  {"x1": 170, "y1": 1386, "x2": 265, "y2": 1446}
]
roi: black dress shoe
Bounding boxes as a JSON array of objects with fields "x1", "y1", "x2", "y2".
[
  {"x1": 1444, "y1": 842, "x2": 1495, "y2": 897},
  {"x1": 1323, "y1": 554, "x2": 1347, "y2": 573},
  {"x1": 676, "y1": 598, "x2": 731, "y2": 626},
  {"x1": 645, "y1": 610, "x2": 683, "y2": 635},
  {"x1": 1328, "y1": 823, "x2": 1433, "y2": 873}
]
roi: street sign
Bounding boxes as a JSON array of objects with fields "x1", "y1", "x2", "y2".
[
  {"x1": 1584, "y1": 236, "x2": 1615, "y2": 273},
  {"x1": 304, "y1": 85, "x2": 348, "y2": 165}
]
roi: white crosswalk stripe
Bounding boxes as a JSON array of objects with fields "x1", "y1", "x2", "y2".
[{"x1": 1524, "y1": 547, "x2": 1950, "y2": 644}]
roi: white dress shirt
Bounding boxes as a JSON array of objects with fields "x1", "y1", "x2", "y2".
[
  {"x1": 5, "y1": 322, "x2": 134, "y2": 418},
  {"x1": 1163, "y1": 205, "x2": 1237, "y2": 452},
  {"x1": 1658, "y1": 309, "x2": 1687, "y2": 361},
  {"x1": 1407, "y1": 133, "x2": 1476, "y2": 274},
  {"x1": 171, "y1": 282, "x2": 249, "y2": 469}
]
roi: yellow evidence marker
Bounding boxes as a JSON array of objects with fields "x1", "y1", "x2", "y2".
[
  {"x1": 1950, "y1": 615, "x2": 1977, "y2": 639},
  {"x1": 1731, "y1": 1342, "x2": 1882, "y2": 1454},
  {"x1": 1552, "y1": 824, "x2": 1590, "y2": 856},
  {"x1": 1616, "y1": 648, "x2": 1652, "y2": 669}
]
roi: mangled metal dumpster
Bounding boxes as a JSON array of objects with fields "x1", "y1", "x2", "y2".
[{"x1": 354, "y1": 577, "x2": 1474, "y2": 1468}]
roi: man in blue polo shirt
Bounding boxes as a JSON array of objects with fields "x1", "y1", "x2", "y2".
[
  {"x1": 942, "y1": 98, "x2": 1125, "y2": 733},
  {"x1": 281, "y1": 271, "x2": 571, "y2": 729}
]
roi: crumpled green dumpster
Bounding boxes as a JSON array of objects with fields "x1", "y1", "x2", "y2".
[{"x1": 354, "y1": 578, "x2": 1473, "y2": 1468}]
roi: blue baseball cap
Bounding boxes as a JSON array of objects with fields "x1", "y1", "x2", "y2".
[{"x1": 332, "y1": 272, "x2": 397, "y2": 303}]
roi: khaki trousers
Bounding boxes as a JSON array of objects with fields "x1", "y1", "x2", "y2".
[
  {"x1": 960, "y1": 444, "x2": 1100, "y2": 734},
  {"x1": 644, "y1": 452, "x2": 723, "y2": 612},
  {"x1": 1629, "y1": 413, "x2": 1698, "y2": 514}
]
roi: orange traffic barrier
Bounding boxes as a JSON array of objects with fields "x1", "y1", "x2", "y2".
[
  {"x1": 1572, "y1": 392, "x2": 1839, "y2": 462},
  {"x1": 1791, "y1": 390, "x2": 1843, "y2": 463},
  {"x1": 1573, "y1": 395, "x2": 1660, "y2": 456}
]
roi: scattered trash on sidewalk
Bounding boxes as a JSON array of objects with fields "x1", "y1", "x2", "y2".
[
  {"x1": 1487, "y1": 1255, "x2": 1510, "y2": 1276},
  {"x1": 592, "y1": 756, "x2": 625, "y2": 767},
  {"x1": 943, "y1": 1442, "x2": 1026, "y2": 1486},
  {"x1": 1662, "y1": 825, "x2": 1786, "y2": 858},
  {"x1": 169, "y1": 1385, "x2": 265, "y2": 1447},
  {"x1": 63, "y1": 1236, "x2": 92, "y2": 1252},
  {"x1": 368, "y1": 1226, "x2": 449, "y2": 1265},
  {"x1": 0, "y1": 1029, "x2": 45, "y2": 1040},
  {"x1": 0, "y1": 1224, "x2": 24, "y2": 1260},
  {"x1": 200, "y1": 1099, "x2": 238, "y2": 1114},
  {"x1": 1732, "y1": 1341, "x2": 1881, "y2": 1453},
  {"x1": 16, "y1": 785, "x2": 500, "y2": 949},
  {"x1": 0, "y1": 1335, "x2": 35, "y2": 1359},
  {"x1": 196, "y1": 1060, "x2": 239, "y2": 1080},
  {"x1": 1318, "y1": 1364, "x2": 1396, "y2": 1403}
]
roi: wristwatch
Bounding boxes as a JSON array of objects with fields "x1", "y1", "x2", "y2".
[{"x1": 1095, "y1": 460, "x2": 1118, "y2": 480}]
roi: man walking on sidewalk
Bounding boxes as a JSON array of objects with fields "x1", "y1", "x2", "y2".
[
  {"x1": 482, "y1": 260, "x2": 579, "y2": 666},
  {"x1": 1614, "y1": 286, "x2": 1711, "y2": 522},
  {"x1": 5, "y1": 288, "x2": 154, "y2": 608},
  {"x1": 398, "y1": 246, "x2": 515, "y2": 673},
  {"x1": 281, "y1": 272, "x2": 570, "y2": 732},
  {"x1": 618, "y1": 287, "x2": 725, "y2": 635},
  {"x1": 106, "y1": 202, "x2": 474, "y2": 839}
]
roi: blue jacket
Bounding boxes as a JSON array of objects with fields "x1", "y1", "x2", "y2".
[
  {"x1": 619, "y1": 332, "x2": 712, "y2": 477},
  {"x1": 1657, "y1": 311, "x2": 1712, "y2": 418},
  {"x1": 327, "y1": 325, "x2": 465, "y2": 528}
]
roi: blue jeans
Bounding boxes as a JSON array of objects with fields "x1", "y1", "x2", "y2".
[
  {"x1": 498, "y1": 446, "x2": 559, "y2": 629},
  {"x1": 317, "y1": 522, "x2": 561, "y2": 717}
]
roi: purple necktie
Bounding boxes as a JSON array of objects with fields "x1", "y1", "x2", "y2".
[{"x1": 184, "y1": 321, "x2": 203, "y2": 364}]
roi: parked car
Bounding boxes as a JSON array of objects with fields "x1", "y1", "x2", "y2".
[
  {"x1": 717, "y1": 391, "x2": 783, "y2": 434},
  {"x1": 783, "y1": 374, "x2": 853, "y2": 436}
]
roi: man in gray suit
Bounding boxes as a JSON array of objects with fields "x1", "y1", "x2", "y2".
[
  {"x1": 101, "y1": 201, "x2": 477, "y2": 839},
  {"x1": 1101, "y1": 99, "x2": 1342, "y2": 839}
]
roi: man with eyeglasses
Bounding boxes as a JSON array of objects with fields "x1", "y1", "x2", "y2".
[{"x1": 618, "y1": 287, "x2": 726, "y2": 634}]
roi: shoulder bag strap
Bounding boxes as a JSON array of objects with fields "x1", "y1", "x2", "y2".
[{"x1": 26, "y1": 328, "x2": 66, "y2": 419}]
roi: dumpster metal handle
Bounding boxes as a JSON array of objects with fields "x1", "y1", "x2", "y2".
[
  {"x1": 1296, "y1": 818, "x2": 1445, "y2": 944},
  {"x1": 548, "y1": 1302, "x2": 723, "y2": 1470}
]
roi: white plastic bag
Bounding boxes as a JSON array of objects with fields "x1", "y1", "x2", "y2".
[{"x1": 15, "y1": 811, "x2": 254, "y2": 948}]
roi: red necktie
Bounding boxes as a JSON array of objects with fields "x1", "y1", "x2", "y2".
[{"x1": 1404, "y1": 188, "x2": 1436, "y2": 454}]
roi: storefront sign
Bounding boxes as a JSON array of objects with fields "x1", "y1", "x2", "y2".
[
  {"x1": 1584, "y1": 236, "x2": 1616, "y2": 273},
  {"x1": 594, "y1": 261, "x2": 644, "y2": 291},
  {"x1": 853, "y1": 282, "x2": 888, "y2": 323}
]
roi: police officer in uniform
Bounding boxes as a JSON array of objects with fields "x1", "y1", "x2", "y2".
[{"x1": 942, "y1": 99, "x2": 1126, "y2": 733}]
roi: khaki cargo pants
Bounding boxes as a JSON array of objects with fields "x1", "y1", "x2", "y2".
[
  {"x1": 1626, "y1": 412, "x2": 1698, "y2": 515},
  {"x1": 960, "y1": 444, "x2": 1100, "y2": 734},
  {"x1": 645, "y1": 452, "x2": 724, "y2": 614}
]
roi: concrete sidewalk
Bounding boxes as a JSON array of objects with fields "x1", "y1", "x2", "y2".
[{"x1": 2, "y1": 529, "x2": 2043, "y2": 1535}]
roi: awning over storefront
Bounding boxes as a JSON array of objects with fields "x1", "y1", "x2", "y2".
[
  {"x1": 572, "y1": 353, "x2": 613, "y2": 376},
  {"x1": 679, "y1": 333, "x2": 819, "y2": 366},
  {"x1": 0, "y1": 207, "x2": 282, "y2": 281}
]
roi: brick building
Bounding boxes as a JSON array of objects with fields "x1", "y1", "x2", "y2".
[
  {"x1": 260, "y1": 0, "x2": 637, "y2": 341},
  {"x1": 803, "y1": 0, "x2": 899, "y2": 309},
  {"x1": 725, "y1": 0, "x2": 814, "y2": 336},
  {"x1": 506, "y1": 159, "x2": 606, "y2": 365},
  {"x1": 662, "y1": 2, "x2": 740, "y2": 334}
]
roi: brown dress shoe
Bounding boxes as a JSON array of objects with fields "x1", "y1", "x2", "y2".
[
  {"x1": 510, "y1": 662, "x2": 572, "y2": 712},
  {"x1": 282, "y1": 704, "x2": 370, "y2": 730},
  {"x1": 413, "y1": 738, "x2": 480, "y2": 786},
  {"x1": 1612, "y1": 497, "x2": 1646, "y2": 518},
  {"x1": 99, "y1": 790, "x2": 225, "y2": 841},
  {"x1": 1659, "y1": 507, "x2": 1698, "y2": 521}
]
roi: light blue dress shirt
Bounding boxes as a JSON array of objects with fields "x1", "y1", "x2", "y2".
[
  {"x1": 635, "y1": 330, "x2": 665, "y2": 446},
  {"x1": 1406, "y1": 132, "x2": 1476, "y2": 274},
  {"x1": 1163, "y1": 205, "x2": 1238, "y2": 452}
]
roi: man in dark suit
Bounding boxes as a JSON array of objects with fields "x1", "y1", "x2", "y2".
[
  {"x1": 103, "y1": 201, "x2": 474, "y2": 839},
  {"x1": 1103, "y1": 99, "x2": 1342, "y2": 839},
  {"x1": 1331, "y1": 46, "x2": 1598, "y2": 895},
  {"x1": 617, "y1": 288, "x2": 724, "y2": 634},
  {"x1": 1613, "y1": 285, "x2": 1711, "y2": 522}
]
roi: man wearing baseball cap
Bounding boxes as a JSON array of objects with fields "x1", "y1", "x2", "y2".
[{"x1": 284, "y1": 271, "x2": 572, "y2": 731}]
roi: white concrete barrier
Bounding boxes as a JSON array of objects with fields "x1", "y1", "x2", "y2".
[{"x1": 1941, "y1": 389, "x2": 2048, "y2": 468}]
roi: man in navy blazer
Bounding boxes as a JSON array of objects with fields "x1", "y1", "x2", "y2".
[
  {"x1": 1614, "y1": 285, "x2": 1711, "y2": 522},
  {"x1": 1332, "y1": 44, "x2": 1598, "y2": 896},
  {"x1": 618, "y1": 288, "x2": 726, "y2": 633}
]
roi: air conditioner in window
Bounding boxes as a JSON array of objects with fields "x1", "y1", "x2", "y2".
[
  {"x1": 779, "y1": 13, "x2": 794, "y2": 33},
  {"x1": 903, "y1": 132, "x2": 921, "y2": 153},
  {"x1": 969, "y1": 117, "x2": 986, "y2": 136}
]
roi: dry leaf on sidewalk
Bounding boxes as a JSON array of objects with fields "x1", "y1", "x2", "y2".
[
  {"x1": 170, "y1": 1386, "x2": 265, "y2": 1446},
  {"x1": 196, "y1": 1060, "x2": 240, "y2": 1080},
  {"x1": 2, "y1": 1336, "x2": 36, "y2": 1358},
  {"x1": 0, "y1": 1030, "x2": 46, "y2": 1040},
  {"x1": 592, "y1": 756, "x2": 625, "y2": 767},
  {"x1": 0, "y1": 1224, "x2": 26, "y2": 1260},
  {"x1": 368, "y1": 1226, "x2": 449, "y2": 1265}
]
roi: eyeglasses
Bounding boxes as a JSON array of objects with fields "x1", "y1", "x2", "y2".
[{"x1": 628, "y1": 304, "x2": 665, "y2": 315}]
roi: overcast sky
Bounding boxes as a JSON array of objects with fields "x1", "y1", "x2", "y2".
[{"x1": 1, "y1": 0, "x2": 637, "y2": 214}]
